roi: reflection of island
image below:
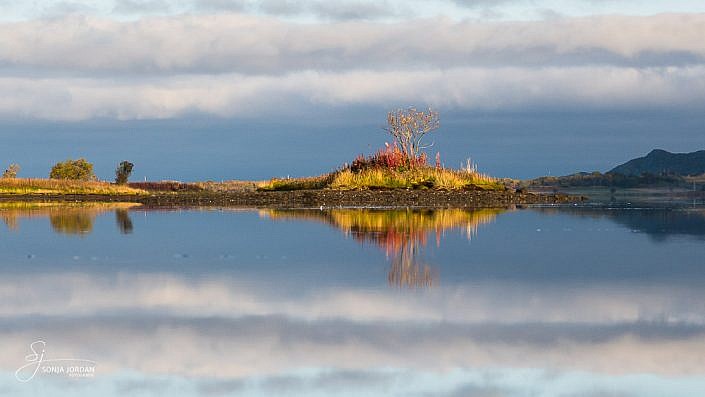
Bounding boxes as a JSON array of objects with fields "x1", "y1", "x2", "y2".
[
  {"x1": 536, "y1": 207, "x2": 705, "y2": 242},
  {"x1": 0, "y1": 202, "x2": 140, "y2": 235},
  {"x1": 261, "y1": 209, "x2": 503, "y2": 288}
]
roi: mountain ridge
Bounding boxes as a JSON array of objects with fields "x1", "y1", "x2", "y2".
[{"x1": 608, "y1": 149, "x2": 705, "y2": 176}]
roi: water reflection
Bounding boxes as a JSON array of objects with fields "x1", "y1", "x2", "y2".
[
  {"x1": 0, "y1": 205, "x2": 705, "y2": 396},
  {"x1": 261, "y1": 209, "x2": 503, "y2": 287},
  {"x1": 115, "y1": 209, "x2": 134, "y2": 234},
  {"x1": 537, "y1": 207, "x2": 705, "y2": 241},
  {"x1": 0, "y1": 202, "x2": 139, "y2": 235}
]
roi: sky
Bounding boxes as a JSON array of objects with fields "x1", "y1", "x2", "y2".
[{"x1": 0, "y1": 0, "x2": 704, "y2": 180}]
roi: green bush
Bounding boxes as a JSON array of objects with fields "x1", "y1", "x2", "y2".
[
  {"x1": 115, "y1": 161, "x2": 134, "y2": 185},
  {"x1": 49, "y1": 158, "x2": 96, "y2": 181}
]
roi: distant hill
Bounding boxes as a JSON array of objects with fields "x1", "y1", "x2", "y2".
[{"x1": 609, "y1": 149, "x2": 705, "y2": 176}]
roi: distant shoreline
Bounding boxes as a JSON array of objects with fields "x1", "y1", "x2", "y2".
[{"x1": 0, "y1": 189, "x2": 582, "y2": 209}]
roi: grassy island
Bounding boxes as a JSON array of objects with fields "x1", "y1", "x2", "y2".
[
  {"x1": 259, "y1": 107, "x2": 503, "y2": 192},
  {"x1": 0, "y1": 108, "x2": 583, "y2": 208}
]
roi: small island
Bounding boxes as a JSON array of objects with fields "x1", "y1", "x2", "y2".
[{"x1": 0, "y1": 108, "x2": 581, "y2": 208}]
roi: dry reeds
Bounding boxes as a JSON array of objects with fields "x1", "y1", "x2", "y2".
[{"x1": 0, "y1": 178, "x2": 146, "y2": 195}]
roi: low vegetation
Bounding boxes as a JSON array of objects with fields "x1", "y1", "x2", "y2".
[
  {"x1": 127, "y1": 180, "x2": 203, "y2": 192},
  {"x1": 330, "y1": 167, "x2": 501, "y2": 190},
  {"x1": 257, "y1": 174, "x2": 336, "y2": 191},
  {"x1": 526, "y1": 171, "x2": 699, "y2": 189},
  {"x1": 0, "y1": 178, "x2": 146, "y2": 195},
  {"x1": 258, "y1": 163, "x2": 502, "y2": 192}
]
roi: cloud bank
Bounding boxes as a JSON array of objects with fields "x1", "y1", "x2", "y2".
[
  {"x1": 2, "y1": 271, "x2": 705, "y2": 381},
  {"x1": 0, "y1": 13, "x2": 704, "y2": 120}
]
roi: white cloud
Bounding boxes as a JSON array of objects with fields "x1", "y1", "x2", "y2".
[
  {"x1": 0, "y1": 13, "x2": 704, "y2": 119},
  {"x1": 1, "y1": 14, "x2": 704, "y2": 75},
  {"x1": 0, "y1": 66, "x2": 703, "y2": 120}
]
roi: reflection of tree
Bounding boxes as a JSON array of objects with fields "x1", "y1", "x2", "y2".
[
  {"x1": 50, "y1": 211, "x2": 94, "y2": 235},
  {"x1": 1, "y1": 212, "x2": 18, "y2": 230},
  {"x1": 261, "y1": 209, "x2": 502, "y2": 288},
  {"x1": 115, "y1": 209, "x2": 134, "y2": 234},
  {"x1": 0, "y1": 202, "x2": 141, "y2": 235}
]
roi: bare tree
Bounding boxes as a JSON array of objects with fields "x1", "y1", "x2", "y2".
[{"x1": 384, "y1": 107, "x2": 440, "y2": 165}]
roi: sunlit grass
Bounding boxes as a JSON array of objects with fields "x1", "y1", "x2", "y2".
[
  {"x1": 257, "y1": 174, "x2": 336, "y2": 191},
  {"x1": 257, "y1": 166, "x2": 502, "y2": 192},
  {"x1": 330, "y1": 167, "x2": 503, "y2": 191},
  {"x1": 0, "y1": 178, "x2": 147, "y2": 195}
]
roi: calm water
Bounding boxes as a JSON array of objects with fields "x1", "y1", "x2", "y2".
[{"x1": 2, "y1": 202, "x2": 705, "y2": 396}]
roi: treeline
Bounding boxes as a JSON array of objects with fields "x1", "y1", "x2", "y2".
[
  {"x1": 526, "y1": 171, "x2": 699, "y2": 188},
  {"x1": 3, "y1": 159, "x2": 134, "y2": 185}
]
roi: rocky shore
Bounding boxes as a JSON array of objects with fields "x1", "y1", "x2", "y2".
[{"x1": 0, "y1": 189, "x2": 583, "y2": 209}]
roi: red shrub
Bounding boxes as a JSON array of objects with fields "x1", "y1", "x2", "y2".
[{"x1": 350, "y1": 142, "x2": 427, "y2": 172}]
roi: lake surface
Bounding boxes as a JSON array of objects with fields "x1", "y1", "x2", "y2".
[{"x1": 2, "y1": 202, "x2": 705, "y2": 396}]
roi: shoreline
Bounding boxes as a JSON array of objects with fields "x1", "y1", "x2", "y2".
[{"x1": 0, "y1": 189, "x2": 583, "y2": 209}]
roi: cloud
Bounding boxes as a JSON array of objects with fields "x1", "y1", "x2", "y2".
[
  {"x1": 0, "y1": 13, "x2": 703, "y2": 119},
  {"x1": 112, "y1": 0, "x2": 175, "y2": 14},
  {"x1": 451, "y1": 0, "x2": 514, "y2": 8},
  {"x1": 255, "y1": 0, "x2": 404, "y2": 20},
  {"x1": 1, "y1": 14, "x2": 704, "y2": 75},
  {"x1": 0, "y1": 66, "x2": 703, "y2": 120},
  {"x1": 190, "y1": 0, "x2": 247, "y2": 11}
]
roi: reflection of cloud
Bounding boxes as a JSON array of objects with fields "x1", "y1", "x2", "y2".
[
  {"x1": 1, "y1": 273, "x2": 705, "y2": 325},
  {"x1": 0, "y1": 313, "x2": 705, "y2": 378},
  {"x1": 6, "y1": 367, "x2": 696, "y2": 397},
  {"x1": 0, "y1": 272, "x2": 705, "y2": 376}
]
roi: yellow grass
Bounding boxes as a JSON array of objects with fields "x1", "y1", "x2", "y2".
[
  {"x1": 330, "y1": 167, "x2": 503, "y2": 191},
  {"x1": 0, "y1": 178, "x2": 147, "y2": 195},
  {"x1": 257, "y1": 174, "x2": 336, "y2": 191},
  {"x1": 258, "y1": 167, "x2": 502, "y2": 192}
]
